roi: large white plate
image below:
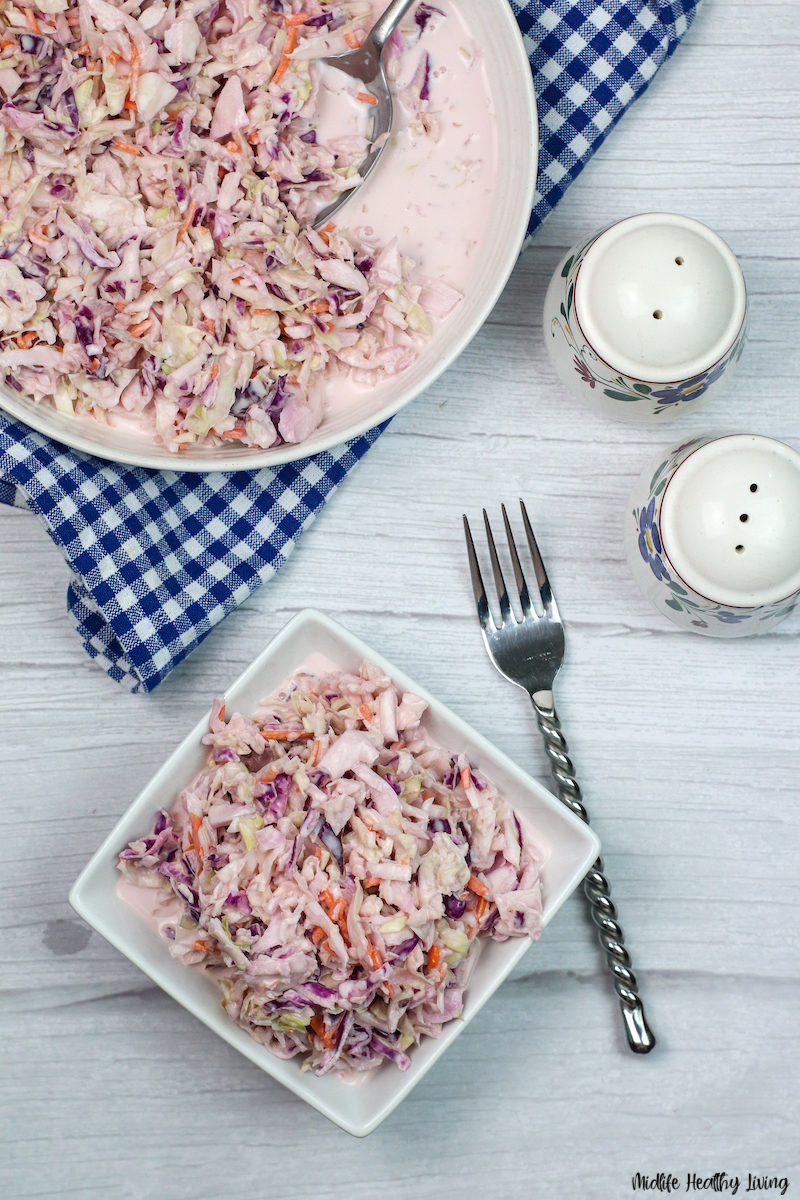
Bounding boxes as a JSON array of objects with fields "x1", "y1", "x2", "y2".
[
  {"x1": 70, "y1": 610, "x2": 599, "y2": 1137},
  {"x1": 0, "y1": 0, "x2": 537, "y2": 471}
]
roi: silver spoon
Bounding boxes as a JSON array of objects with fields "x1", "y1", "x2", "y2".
[{"x1": 311, "y1": 0, "x2": 419, "y2": 229}]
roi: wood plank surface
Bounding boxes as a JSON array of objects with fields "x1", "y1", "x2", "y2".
[{"x1": 1, "y1": 1, "x2": 798, "y2": 1195}]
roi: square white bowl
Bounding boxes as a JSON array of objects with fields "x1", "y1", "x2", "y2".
[{"x1": 70, "y1": 609, "x2": 600, "y2": 1136}]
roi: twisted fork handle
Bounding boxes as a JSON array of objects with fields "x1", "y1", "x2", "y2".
[{"x1": 532, "y1": 692, "x2": 656, "y2": 1054}]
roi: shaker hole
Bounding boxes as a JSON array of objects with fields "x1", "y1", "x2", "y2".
[
  {"x1": 750, "y1": 483, "x2": 758, "y2": 492},
  {"x1": 653, "y1": 310, "x2": 663, "y2": 320},
  {"x1": 675, "y1": 256, "x2": 684, "y2": 265},
  {"x1": 735, "y1": 545, "x2": 745, "y2": 553},
  {"x1": 739, "y1": 513, "x2": 749, "y2": 523}
]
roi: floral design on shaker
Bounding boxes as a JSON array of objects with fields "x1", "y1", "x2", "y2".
[
  {"x1": 549, "y1": 240, "x2": 747, "y2": 415},
  {"x1": 632, "y1": 439, "x2": 798, "y2": 628}
]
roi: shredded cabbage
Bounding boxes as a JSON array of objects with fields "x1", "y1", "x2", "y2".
[
  {"x1": 118, "y1": 660, "x2": 544, "y2": 1077},
  {"x1": 0, "y1": 0, "x2": 461, "y2": 451}
]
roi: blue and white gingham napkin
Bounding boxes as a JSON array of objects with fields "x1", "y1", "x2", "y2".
[{"x1": 0, "y1": 0, "x2": 697, "y2": 693}]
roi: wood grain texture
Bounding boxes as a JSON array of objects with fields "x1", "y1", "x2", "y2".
[{"x1": 1, "y1": 1, "x2": 799, "y2": 1194}]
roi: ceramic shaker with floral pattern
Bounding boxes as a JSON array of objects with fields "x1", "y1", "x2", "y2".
[
  {"x1": 626, "y1": 434, "x2": 800, "y2": 636},
  {"x1": 543, "y1": 213, "x2": 747, "y2": 424}
]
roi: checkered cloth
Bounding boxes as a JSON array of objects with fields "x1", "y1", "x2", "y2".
[{"x1": 0, "y1": 0, "x2": 696, "y2": 693}]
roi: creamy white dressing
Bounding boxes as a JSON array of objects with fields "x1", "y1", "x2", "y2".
[{"x1": 314, "y1": 2, "x2": 497, "y2": 420}]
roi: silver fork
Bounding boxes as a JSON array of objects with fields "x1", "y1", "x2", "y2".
[{"x1": 463, "y1": 501, "x2": 656, "y2": 1054}]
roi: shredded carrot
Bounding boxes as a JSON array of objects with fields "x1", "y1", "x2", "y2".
[
  {"x1": 224, "y1": 139, "x2": 239, "y2": 153},
  {"x1": 0, "y1": 38, "x2": 15, "y2": 49},
  {"x1": 16, "y1": 330, "x2": 37, "y2": 350},
  {"x1": 344, "y1": 29, "x2": 362, "y2": 49},
  {"x1": 311, "y1": 926, "x2": 326, "y2": 945},
  {"x1": 428, "y1": 945, "x2": 440, "y2": 969},
  {"x1": 129, "y1": 318, "x2": 153, "y2": 337},
  {"x1": 306, "y1": 300, "x2": 329, "y2": 314},
  {"x1": 124, "y1": 98, "x2": 137, "y2": 111},
  {"x1": 28, "y1": 229, "x2": 49, "y2": 249},
  {"x1": 113, "y1": 141, "x2": 140, "y2": 154},
  {"x1": 189, "y1": 813, "x2": 205, "y2": 863},
  {"x1": 321, "y1": 221, "x2": 336, "y2": 233},
  {"x1": 390, "y1": 740, "x2": 406, "y2": 752},
  {"x1": 381, "y1": 982, "x2": 394, "y2": 998},
  {"x1": 220, "y1": 429, "x2": 244, "y2": 439},
  {"x1": 202, "y1": 318, "x2": 216, "y2": 331},
  {"x1": 260, "y1": 728, "x2": 313, "y2": 740},
  {"x1": 252, "y1": 308, "x2": 270, "y2": 315},
  {"x1": 177, "y1": 442, "x2": 190, "y2": 450},
  {"x1": 128, "y1": 39, "x2": 140, "y2": 101},
  {"x1": 363, "y1": 877, "x2": 380, "y2": 889},
  {"x1": 318, "y1": 232, "x2": 329, "y2": 246},
  {"x1": 460, "y1": 767, "x2": 471, "y2": 790},
  {"x1": 309, "y1": 1015, "x2": 334, "y2": 1048},
  {"x1": 177, "y1": 197, "x2": 198, "y2": 240},
  {"x1": 356, "y1": 91, "x2": 377, "y2": 105},
  {"x1": 65, "y1": 10, "x2": 81, "y2": 22},
  {"x1": 368, "y1": 943, "x2": 382, "y2": 970},
  {"x1": 248, "y1": 129, "x2": 260, "y2": 145},
  {"x1": 25, "y1": 9, "x2": 40, "y2": 34},
  {"x1": 358, "y1": 703, "x2": 372, "y2": 724},
  {"x1": 77, "y1": 41, "x2": 89, "y2": 53},
  {"x1": 193, "y1": 939, "x2": 211, "y2": 952},
  {"x1": 321, "y1": 888, "x2": 334, "y2": 910},
  {"x1": 209, "y1": 363, "x2": 219, "y2": 380},
  {"x1": 475, "y1": 896, "x2": 488, "y2": 920},
  {"x1": 107, "y1": 50, "x2": 120, "y2": 65},
  {"x1": 308, "y1": 739, "x2": 320, "y2": 767},
  {"x1": 114, "y1": 301, "x2": 128, "y2": 312},
  {"x1": 284, "y1": 11, "x2": 310, "y2": 25},
  {"x1": 467, "y1": 875, "x2": 488, "y2": 897},
  {"x1": 272, "y1": 25, "x2": 298, "y2": 84}
]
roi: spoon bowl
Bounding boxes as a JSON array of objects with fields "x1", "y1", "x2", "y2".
[{"x1": 312, "y1": 0, "x2": 417, "y2": 228}]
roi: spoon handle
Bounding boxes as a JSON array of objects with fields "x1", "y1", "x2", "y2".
[{"x1": 370, "y1": 0, "x2": 418, "y2": 53}]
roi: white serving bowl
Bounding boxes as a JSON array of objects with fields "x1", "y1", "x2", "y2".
[
  {"x1": 1, "y1": 0, "x2": 537, "y2": 472},
  {"x1": 70, "y1": 610, "x2": 598, "y2": 1136}
]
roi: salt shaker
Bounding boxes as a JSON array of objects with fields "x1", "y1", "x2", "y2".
[
  {"x1": 626, "y1": 434, "x2": 800, "y2": 636},
  {"x1": 543, "y1": 213, "x2": 748, "y2": 424}
]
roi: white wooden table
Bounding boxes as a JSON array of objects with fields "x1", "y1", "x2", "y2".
[{"x1": 2, "y1": 2, "x2": 798, "y2": 1195}]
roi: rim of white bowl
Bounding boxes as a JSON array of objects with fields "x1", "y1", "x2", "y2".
[{"x1": 0, "y1": 0, "x2": 538, "y2": 473}]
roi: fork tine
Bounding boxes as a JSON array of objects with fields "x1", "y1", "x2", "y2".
[
  {"x1": 483, "y1": 509, "x2": 513, "y2": 626},
  {"x1": 462, "y1": 515, "x2": 496, "y2": 634},
  {"x1": 520, "y1": 499, "x2": 560, "y2": 618},
  {"x1": 501, "y1": 503, "x2": 533, "y2": 618}
]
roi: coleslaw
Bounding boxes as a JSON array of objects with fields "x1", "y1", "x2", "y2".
[
  {"x1": 0, "y1": 0, "x2": 460, "y2": 450},
  {"x1": 118, "y1": 659, "x2": 543, "y2": 1076}
]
